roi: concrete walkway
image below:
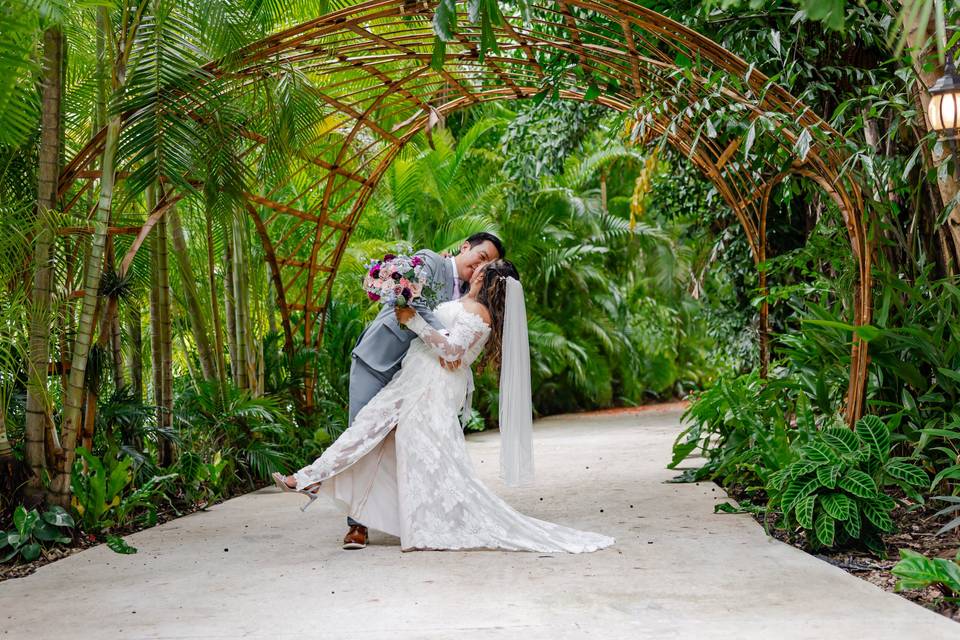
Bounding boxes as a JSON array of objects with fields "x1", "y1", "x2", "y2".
[{"x1": 2, "y1": 406, "x2": 956, "y2": 639}]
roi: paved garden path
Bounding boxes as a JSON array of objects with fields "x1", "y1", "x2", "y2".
[{"x1": 2, "y1": 405, "x2": 956, "y2": 639}]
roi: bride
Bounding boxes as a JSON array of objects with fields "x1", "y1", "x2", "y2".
[{"x1": 272, "y1": 260, "x2": 614, "y2": 553}]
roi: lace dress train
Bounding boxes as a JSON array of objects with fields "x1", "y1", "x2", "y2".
[{"x1": 291, "y1": 300, "x2": 615, "y2": 553}]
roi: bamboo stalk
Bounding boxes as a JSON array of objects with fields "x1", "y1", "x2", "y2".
[
  {"x1": 157, "y1": 214, "x2": 174, "y2": 464},
  {"x1": 25, "y1": 25, "x2": 63, "y2": 497},
  {"x1": 224, "y1": 221, "x2": 239, "y2": 387},
  {"x1": 50, "y1": 113, "x2": 121, "y2": 506},
  {"x1": 148, "y1": 184, "x2": 164, "y2": 436},
  {"x1": 205, "y1": 208, "x2": 228, "y2": 398},
  {"x1": 231, "y1": 215, "x2": 249, "y2": 391},
  {"x1": 128, "y1": 307, "x2": 143, "y2": 401},
  {"x1": 168, "y1": 207, "x2": 216, "y2": 380}
]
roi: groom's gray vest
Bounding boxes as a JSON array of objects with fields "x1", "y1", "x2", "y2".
[{"x1": 348, "y1": 249, "x2": 459, "y2": 425}]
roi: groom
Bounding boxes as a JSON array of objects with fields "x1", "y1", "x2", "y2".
[{"x1": 342, "y1": 232, "x2": 505, "y2": 549}]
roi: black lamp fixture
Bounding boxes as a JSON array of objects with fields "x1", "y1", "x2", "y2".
[{"x1": 928, "y1": 43, "x2": 960, "y2": 174}]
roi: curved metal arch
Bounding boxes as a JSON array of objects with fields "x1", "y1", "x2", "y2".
[{"x1": 57, "y1": 0, "x2": 870, "y2": 422}]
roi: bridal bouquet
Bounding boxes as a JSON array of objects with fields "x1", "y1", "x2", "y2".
[{"x1": 363, "y1": 253, "x2": 438, "y2": 307}]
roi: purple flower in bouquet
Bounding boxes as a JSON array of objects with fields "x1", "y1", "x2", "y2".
[{"x1": 362, "y1": 252, "x2": 439, "y2": 308}]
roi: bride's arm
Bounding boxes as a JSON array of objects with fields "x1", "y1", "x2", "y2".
[{"x1": 403, "y1": 311, "x2": 488, "y2": 363}]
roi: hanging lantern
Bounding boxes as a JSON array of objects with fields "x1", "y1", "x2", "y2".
[{"x1": 928, "y1": 50, "x2": 960, "y2": 132}]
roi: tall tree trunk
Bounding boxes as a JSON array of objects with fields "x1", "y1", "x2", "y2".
[
  {"x1": 178, "y1": 333, "x2": 199, "y2": 389},
  {"x1": 168, "y1": 207, "x2": 216, "y2": 380},
  {"x1": 205, "y1": 208, "x2": 228, "y2": 400},
  {"x1": 266, "y1": 263, "x2": 278, "y2": 337},
  {"x1": 147, "y1": 219, "x2": 164, "y2": 428},
  {"x1": 903, "y1": 9, "x2": 960, "y2": 268},
  {"x1": 148, "y1": 184, "x2": 164, "y2": 428},
  {"x1": 224, "y1": 225, "x2": 239, "y2": 388},
  {"x1": 48, "y1": 113, "x2": 121, "y2": 506},
  {"x1": 230, "y1": 215, "x2": 249, "y2": 391},
  {"x1": 157, "y1": 214, "x2": 174, "y2": 465},
  {"x1": 238, "y1": 219, "x2": 257, "y2": 394},
  {"x1": 128, "y1": 307, "x2": 143, "y2": 401},
  {"x1": 111, "y1": 309, "x2": 124, "y2": 390},
  {"x1": 24, "y1": 26, "x2": 63, "y2": 496},
  {"x1": 0, "y1": 412, "x2": 12, "y2": 462}
]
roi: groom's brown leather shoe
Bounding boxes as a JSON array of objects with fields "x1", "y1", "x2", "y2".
[{"x1": 342, "y1": 524, "x2": 368, "y2": 550}]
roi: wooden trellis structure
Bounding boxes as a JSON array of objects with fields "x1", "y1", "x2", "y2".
[{"x1": 58, "y1": 0, "x2": 870, "y2": 422}]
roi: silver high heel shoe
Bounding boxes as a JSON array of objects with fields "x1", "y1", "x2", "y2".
[
  {"x1": 271, "y1": 472, "x2": 321, "y2": 512},
  {"x1": 271, "y1": 472, "x2": 297, "y2": 493}
]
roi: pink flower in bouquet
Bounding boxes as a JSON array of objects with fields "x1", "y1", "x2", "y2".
[{"x1": 363, "y1": 252, "x2": 438, "y2": 307}]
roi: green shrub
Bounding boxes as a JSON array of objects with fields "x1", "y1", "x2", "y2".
[
  {"x1": 0, "y1": 506, "x2": 74, "y2": 563},
  {"x1": 892, "y1": 549, "x2": 960, "y2": 600},
  {"x1": 669, "y1": 370, "x2": 807, "y2": 488},
  {"x1": 70, "y1": 446, "x2": 135, "y2": 533},
  {"x1": 766, "y1": 416, "x2": 928, "y2": 553}
]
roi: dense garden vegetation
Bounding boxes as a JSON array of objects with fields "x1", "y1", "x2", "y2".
[{"x1": 0, "y1": 0, "x2": 958, "y2": 613}]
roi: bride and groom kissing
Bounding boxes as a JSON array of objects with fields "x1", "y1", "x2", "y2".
[{"x1": 272, "y1": 232, "x2": 614, "y2": 553}]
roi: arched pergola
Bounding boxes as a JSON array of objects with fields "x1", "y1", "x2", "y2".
[{"x1": 58, "y1": 0, "x2": 870, "y2": 422}]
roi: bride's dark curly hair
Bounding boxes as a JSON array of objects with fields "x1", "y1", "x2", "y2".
[{"x1": 475, "y1": 259, "x2": 521, "y2": 372}]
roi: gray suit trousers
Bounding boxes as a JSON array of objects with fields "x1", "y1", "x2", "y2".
[{"x1": 345, "y1": 354, "x2": 395, "y2": 529}]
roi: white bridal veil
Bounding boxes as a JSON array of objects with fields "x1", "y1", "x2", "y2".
[{"x1": 498, "y1": 277, "x2": 534, "y2": 486}]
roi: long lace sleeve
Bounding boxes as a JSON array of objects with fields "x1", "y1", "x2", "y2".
[{"x1": 406, "y1": 310, "x2": 488, "y2": 362}]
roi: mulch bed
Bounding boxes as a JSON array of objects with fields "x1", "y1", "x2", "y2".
[
  {"x1": 725, "y1": 485, "x2": 960, "y2": 623},
  {"x1": 0, "y1": 480, "x2": 269, "y2": 584}
]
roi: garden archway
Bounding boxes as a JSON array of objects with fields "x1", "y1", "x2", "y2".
[{"x1": 59, "y1": 0, "x2": 870, "y2": 422}]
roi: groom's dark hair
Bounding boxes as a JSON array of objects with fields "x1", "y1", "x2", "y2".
[{"x1": 465, "y1": 232, "x2": 506, "y2": 260}]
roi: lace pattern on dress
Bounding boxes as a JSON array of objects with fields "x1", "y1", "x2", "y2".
[
  {"x1": 291, "y1": 300, "x2": 615, "y2": 553},
  {"x1": 405, "y1": 309, "x2": 489, "y2": 362}
]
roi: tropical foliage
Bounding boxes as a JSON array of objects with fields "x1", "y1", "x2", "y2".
[{"x1": 0, "y1": 2, "x2": 958, "y2": 619}]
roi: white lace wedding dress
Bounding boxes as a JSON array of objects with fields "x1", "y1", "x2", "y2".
[{"x1": 291, "y1": 299, "x2": 615, "y2": 553}]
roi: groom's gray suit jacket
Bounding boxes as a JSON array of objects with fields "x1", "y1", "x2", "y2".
[{"x1": 348, "y1": 249, "x2": 459, "y2": 425}]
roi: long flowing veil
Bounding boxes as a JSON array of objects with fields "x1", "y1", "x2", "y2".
[{"x1": 498, "y1": 277, "x2": 534, "y2": 486}]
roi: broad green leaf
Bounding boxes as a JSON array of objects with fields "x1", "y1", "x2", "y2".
[
  {"x1": 838, "y1": 470, "x2": 878, "y2": 498},
  {"x1": 42, "y1": 506, "x2": 75, "y2": 528},
  {"x1": 789, "y1": 460, "x2": 823, "y2": 479},
  {"x1": 862, "y1": 500, "x2": 894, "y2": 532},
  {"x1": 31, "y1": 521, "x2": 59, "y2": 542},
  {"x1": 884, "y1": 461, "x2": 929, "y2": 488},
  {"x1": 796, "y1": 494, "x2": 816, "y2": 529},
  {"x1": 821, "y1": 428, "x2": 861, "y2": 454},
  {"x1": 844, "y1": 506, "x2": 862, "y2": 538},
  {"x1": 815, "y1": 512, "x2": 836, "y2": 547},
  {"x1": 820, "y1": 492, "x2": 852, "y2": 521},
  {"x1": 106, "y1": 535, "x2": 138, "y2": 555},
  {"x1": 780, "y1": 479, "x2": 803, "y2": 513},
  {"x1": 13, "y1": 506, "x2": 27, "y2": 533},
  {"x1": 855, "y1": 415, "x2": 890, "y2": 462},
  {"x1": 802, "y1": 442, "x2": 840, "y2": 465},
  {"x1": 668, "y1": 440, "x2": 698, "y2": 469},
  {"x1": 21, "y1": 543, "x2": 41, "y2": 562},
  {"x1": 787, "y1": 477, "x2": 820, "y2": 514},
  {"x1": 931, "y1": 464, "x2": 960, "y2": 490},
  {"x1": 816, "y1": 465, "x2": 841, "y2": 489}
]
